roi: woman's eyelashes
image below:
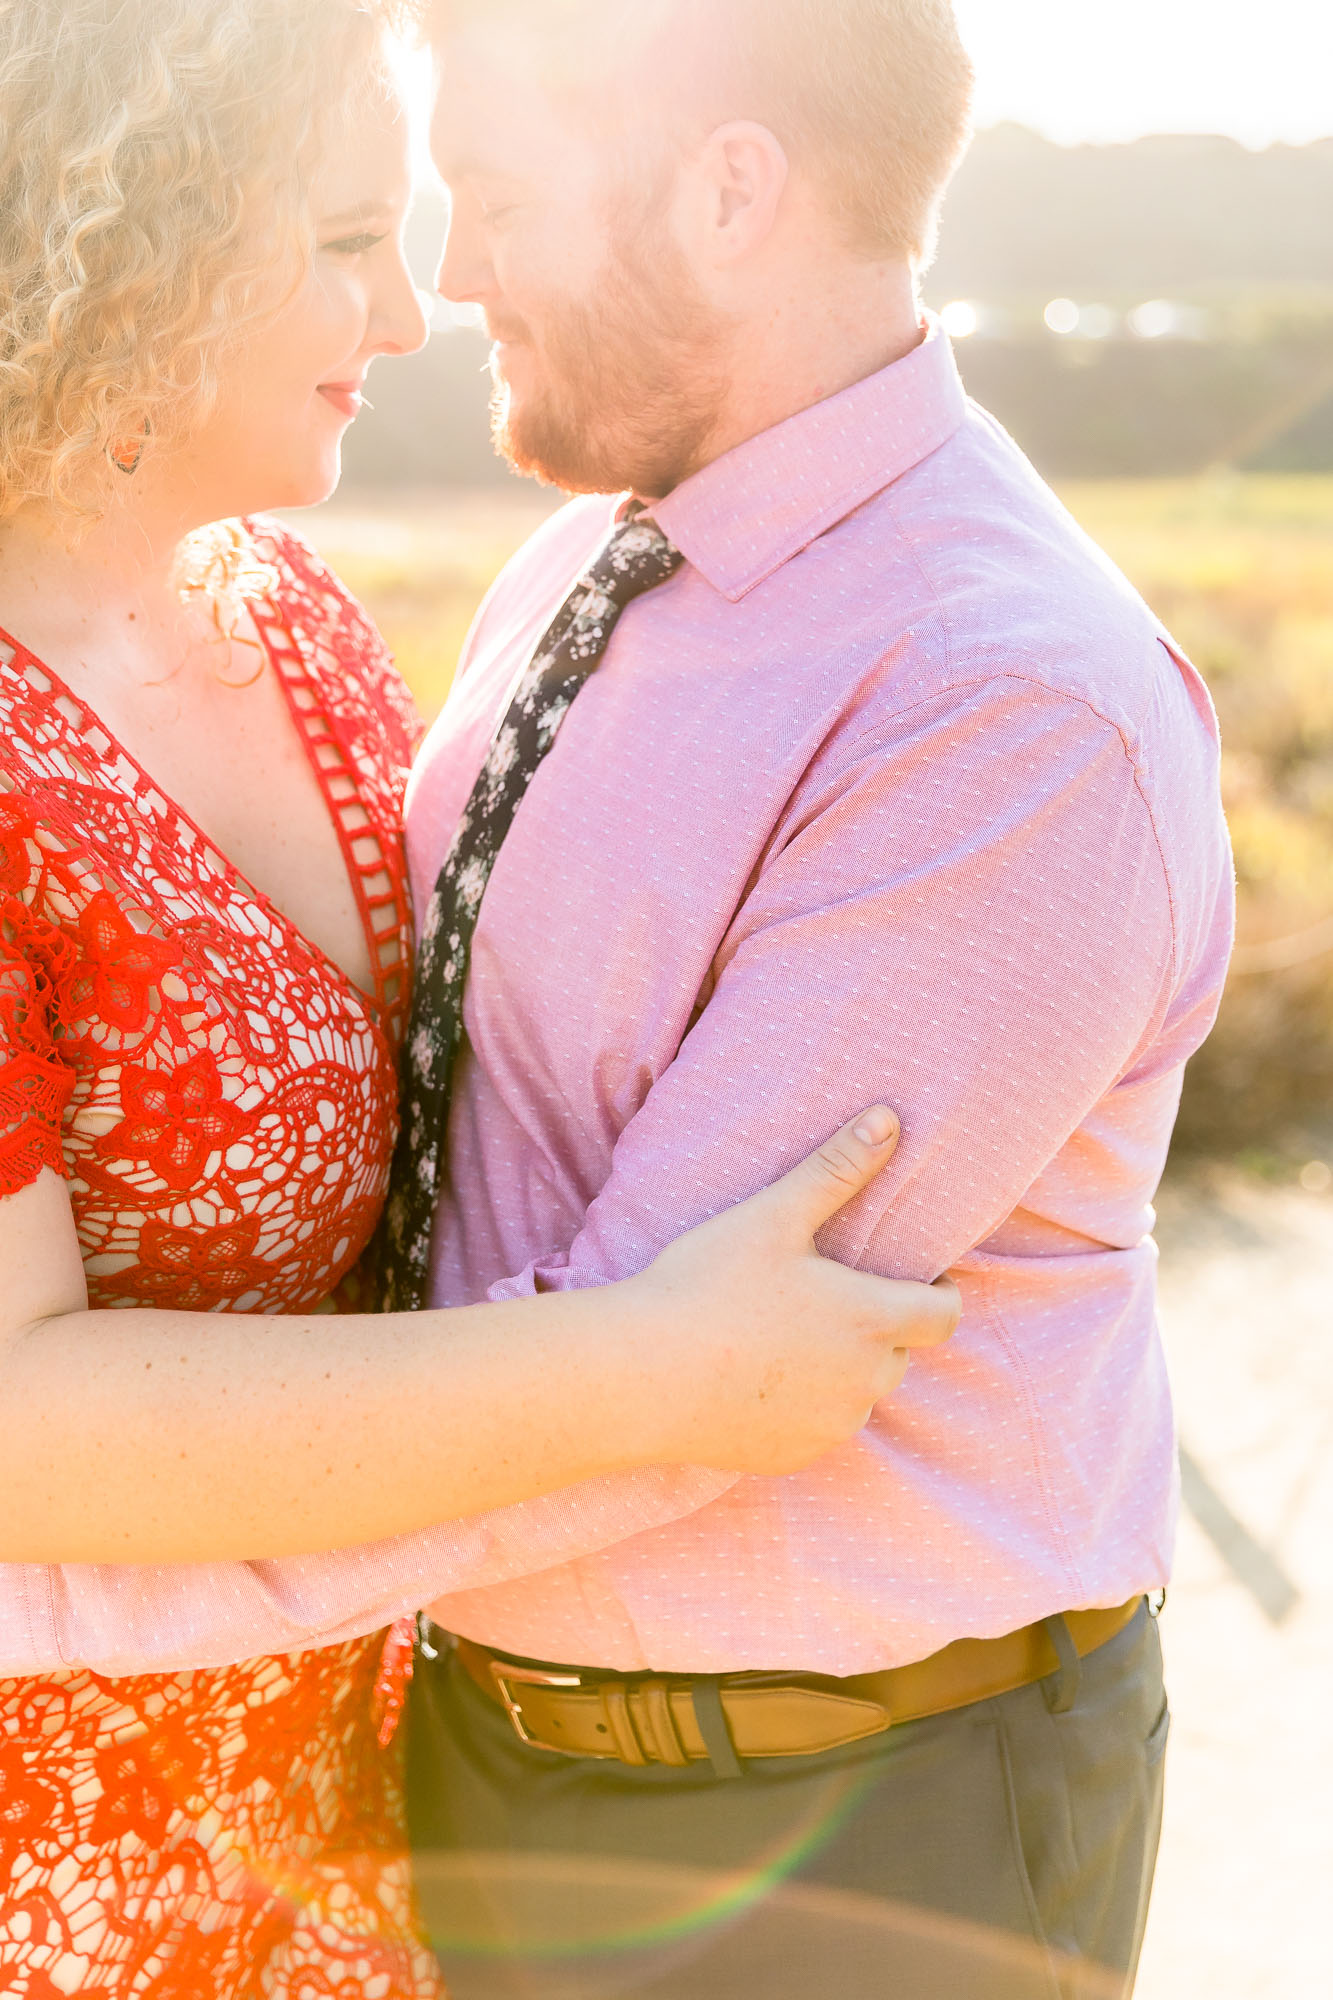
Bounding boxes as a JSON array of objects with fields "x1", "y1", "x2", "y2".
[{"x1": 320, "y1": 229, "x2": 391, "y2": 257}]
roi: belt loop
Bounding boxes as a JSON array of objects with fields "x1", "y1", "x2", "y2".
[
  {"x1": 1041, "y1": 1615, "x2": 1082, "y2": 1716},
  {"x1": 639, "y1": 1681, "x2": 690, "y2": 1768},
  {"x1": 600, "y1": 1684, "x2": 649, "y2": 1766},
  {"x1": 693, "y1": 1678, "x2": 744, "y2": 1781}
]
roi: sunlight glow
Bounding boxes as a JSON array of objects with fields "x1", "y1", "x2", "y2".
[
  {"x1": 940, "y1": 300, "x2": 980, "y2": 339},
  {"x1": 953, "y1": 0, "x2": 1333, "y2": 148}
]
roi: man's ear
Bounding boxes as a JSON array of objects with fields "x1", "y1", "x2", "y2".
[{"x1": 689, "y1": 120, "x2": 790, "y2": 265}]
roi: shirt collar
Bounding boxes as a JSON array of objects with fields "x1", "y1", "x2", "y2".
[{"x1": 646, "y1": 316, "x2": 968, "y2": 603}]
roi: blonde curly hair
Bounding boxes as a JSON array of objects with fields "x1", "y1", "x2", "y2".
[{"x1": 0, "y1": 0, "x2": 420, "y2": 520}]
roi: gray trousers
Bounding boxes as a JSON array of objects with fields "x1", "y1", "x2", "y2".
[{"x1": 407, "y1": 1603, "x2": 1167, "y2": 2000}]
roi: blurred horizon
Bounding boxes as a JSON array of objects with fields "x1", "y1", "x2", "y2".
[{"x1": 351, "y1": 123, "x2": 1333, "y2": 494}]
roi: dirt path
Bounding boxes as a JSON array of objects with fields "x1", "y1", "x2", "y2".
[{"x1": 1136, "y1": 1169, "x2": 1333, "y2": 1997}]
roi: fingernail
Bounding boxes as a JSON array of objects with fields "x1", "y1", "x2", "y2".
[{"x1": 853, "y1": 1108, "x2": 898, "y2": 1147}]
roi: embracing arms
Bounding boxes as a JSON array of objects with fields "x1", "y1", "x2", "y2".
[{"x1": 0, "y1": 1110, "x2": 957, "y2": 1566}]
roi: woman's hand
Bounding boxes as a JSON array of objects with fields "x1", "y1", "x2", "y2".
[
  {"x1": 633, "y1": 1107, "x2": 960, "y2": 1477},
  {"x1": 0, "y1": 1114, "x2": 955, "y2": 1565}
]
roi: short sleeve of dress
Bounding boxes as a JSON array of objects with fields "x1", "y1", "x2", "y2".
[{"x1": 0, "y1": 793, "x2": 76, "y2": 1196}]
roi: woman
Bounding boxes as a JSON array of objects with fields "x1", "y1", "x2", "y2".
[{"x1": 0, "y1": 0, "x2": 956, "y2": 1994}]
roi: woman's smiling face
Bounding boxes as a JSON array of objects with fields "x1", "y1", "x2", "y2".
[{"x1": 166, "y1": 81, "x2": 430, "y2": 523}]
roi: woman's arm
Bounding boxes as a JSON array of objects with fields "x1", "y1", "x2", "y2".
[{"x1": 0, "y1": 1110, "x2": 957, "y2": 1565}]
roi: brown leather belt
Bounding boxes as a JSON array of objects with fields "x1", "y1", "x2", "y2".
[{"x1": 451, "y1": 1598, "x2": 1143, "y2": 1766}]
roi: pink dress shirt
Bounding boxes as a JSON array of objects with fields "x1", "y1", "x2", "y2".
[
  {"x1": 1, "y1": 323, "x2": 1233, "y2": 1679},
  {"x1": 411, "y1": 321, "x2": 1234, "y2": 1672}
]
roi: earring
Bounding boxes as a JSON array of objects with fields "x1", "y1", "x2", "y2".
[{"x1": 109, "y1": 418, "x2": 151, "y2": 476}]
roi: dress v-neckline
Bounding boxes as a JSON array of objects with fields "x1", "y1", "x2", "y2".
[{"x1": 0, "y1": 583, "x2": 402, "y2": 1032}]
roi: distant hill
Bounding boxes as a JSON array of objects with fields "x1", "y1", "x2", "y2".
[{"x1": 930, "y1": 125, "x2": 1333, "y2": 300}]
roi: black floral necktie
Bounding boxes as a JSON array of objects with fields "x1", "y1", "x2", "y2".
[{"x1": 378, "y1": 511, "x2": 684, "y2": 1312}]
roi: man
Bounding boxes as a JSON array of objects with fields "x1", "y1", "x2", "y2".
[{"x1": 397, "y1": 3, "x2": 1235, "y2": 1995}]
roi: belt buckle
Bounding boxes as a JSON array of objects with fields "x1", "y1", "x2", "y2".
[{"x1": 489, "y1": 1660, "x2": 583, "y2": 1747}]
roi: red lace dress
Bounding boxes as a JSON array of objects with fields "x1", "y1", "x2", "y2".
[{"x1": 0, "y1": 523, "x2": 441, "y2": 1998}]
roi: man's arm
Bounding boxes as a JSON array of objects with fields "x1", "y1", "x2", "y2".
[{"x1": 490, "y1": 676, "x2": 1176, "y2": 1303}]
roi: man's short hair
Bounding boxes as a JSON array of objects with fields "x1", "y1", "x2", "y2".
[{"x1": 431, "y1": 0, "x2": 975, "y2": 265}]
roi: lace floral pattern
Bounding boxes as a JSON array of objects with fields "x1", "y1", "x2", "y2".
[
  {"x1": 0, "y1": 1641, "x2": 437, "y2": 1999},
  {"x1": 0, "y1": 517, "x2": 417, "y2": 1308},
  {"x1": 0, "y1": 521, "x2": 440, "y2": 1997}
]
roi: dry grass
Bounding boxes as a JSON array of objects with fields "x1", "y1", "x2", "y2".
[{"x1": 295, "y1": 474, "x2": 1333, "y2": 1165}]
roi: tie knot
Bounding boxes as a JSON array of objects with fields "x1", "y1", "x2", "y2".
[{"x1": 585, "y1": 513, "x2": 683, "y2": 609}]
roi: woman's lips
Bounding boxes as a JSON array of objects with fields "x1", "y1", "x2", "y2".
[{"x1": 316, "y1": 383, "x2": 364, "y2": 420}]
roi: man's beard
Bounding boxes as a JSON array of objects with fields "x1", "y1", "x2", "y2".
[{"x1": 489, "y1": 213, "x2": 731, "y2": 498}]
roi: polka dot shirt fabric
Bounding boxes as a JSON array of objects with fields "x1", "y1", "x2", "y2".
[{"x1": 406, "y1": 320, "x2": 1235, "y2": 1674}]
